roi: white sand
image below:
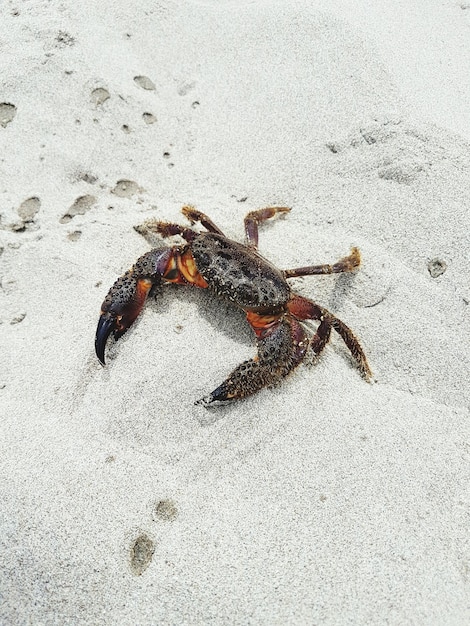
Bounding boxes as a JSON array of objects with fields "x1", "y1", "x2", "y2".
[{"x1": 1, "y1": 0, "x2": 469, "y2": 624}]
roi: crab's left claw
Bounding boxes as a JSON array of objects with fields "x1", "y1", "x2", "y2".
[
  {"x1": 95, "y1": 270, "x2": 155, "y2": 366},
  {"x1": 95, "y1": 313, "x2": 120, "y2": 366}
]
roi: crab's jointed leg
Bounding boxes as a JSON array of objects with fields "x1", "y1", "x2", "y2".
[
  {"x1": 283, "y1": 247, "x2": 361, "y2": 278},
  {"x1": 180, "y1": 205, "x2": 226, "y2": 235},
  {"x1": 196, "y1": 313, "x2": 308, "y2": 406},
  {"x1": 134, "y1": 219, "x2": 198, "y2": 242},
  {"x1": 287, "y1": 294, "x2": 372, "y2": 380},
  {"x1": 244, "y1": 207, "x2": 291, "y2": 248}
]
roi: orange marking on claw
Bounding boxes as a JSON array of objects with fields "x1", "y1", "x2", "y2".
[
  {"x1": 115, "y1": 278, "x2": 153, "y2": 332},
  {"x1": 132, "y1": 278, "x2": 153, "y2": 315},
  {"x1": 136, "y1": 278, "x2": 153, "y2": 298}
]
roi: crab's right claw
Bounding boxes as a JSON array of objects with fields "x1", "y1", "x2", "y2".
[
  {"x1": 195, "y1": 317, "x2": 308, "y2": 407},
  {"x1": 95, "y1": 273, "x2": 154, "y2": 366}
]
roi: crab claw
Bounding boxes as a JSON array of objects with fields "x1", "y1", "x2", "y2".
[
  {"x1": 194, "y1": 383, "x2": 233, "y2": 407},
  {"x1": 95, "y1": 313, "x2": 119, "y2": 366},
  {"x1": 195, "y1": 317, "x2": 308, "y2": 407},
  {"x1": 95, "y1": 271, "x2": 154, "y2": 366}
]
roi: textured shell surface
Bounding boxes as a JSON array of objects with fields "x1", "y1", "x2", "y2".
[{"x1": 191, "y1": 233, "x2": 290, "y2": 311}]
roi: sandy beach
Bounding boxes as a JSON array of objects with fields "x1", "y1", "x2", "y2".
[{"x1": 1, "y1": 0, "x2": 469, "y2": 624}]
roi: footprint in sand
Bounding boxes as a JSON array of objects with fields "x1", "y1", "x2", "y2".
[
  {"x1": 153, "y1": 499, "x2": 178, "y2": 522},
  {"x1": 142, "y1": 112, "x2": 157, "y2": 125},
  {"x1": 134, "y1": 76, "x2": 156, "y2": 91},
  {"x1": 17, "y1": 197, "x2": 41, "y2": 223},
  {"x1": 111, "y1": 179, "x2": 141, "y2": 198},
  {"x1": 90, "y1": 88, "x2": 110, "y2": 106},
  {"x1": 129, "y1": 533, "x2": 155, "y2": 575},
  {"x1": 0, "y1": 103, "x2": 17, "y2": 128},
  {"x1": 60, "y1": 195, "x2": 97, "y2": 223}
]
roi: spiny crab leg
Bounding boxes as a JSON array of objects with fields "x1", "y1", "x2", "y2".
[
  {"x1": 283, "y1": 247, "x2": 361, "y2": 278},
  {"x1": 287, "y1": 294, "x2": 372, "y2": 381}
]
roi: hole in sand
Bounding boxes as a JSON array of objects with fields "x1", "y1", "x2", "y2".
[
  {"x1": 67, "y1": 230, "x2": 82, "y2": 242},
  {"x1": 142, "y1": 112, "x2": 156, "y2": 124},
  {"x1": 90, "y1": 88, "x2": 110, "y2": 106},
  {"x1": 0, "y1": 103, "x2": 17, "y2": 128},
  {"x1": 111, "y1": 179, "x2": 140, "y2": 198},
  {"x1": 17, "y1": 197, "x2": 40, "y2": 222},
  {"x1": 153, "y1": 499, "x2": 178, "y2": 522},
  {"x1": 134, "y1": 75, "x2": 156, "y2": 91},
  {"x1": 428, "y1": 258, "x2": 447, "y2": 278}
]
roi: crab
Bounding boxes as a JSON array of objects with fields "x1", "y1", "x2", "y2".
[{"x1": 95, "y1": 206, "x2": 371, "y2": 405}]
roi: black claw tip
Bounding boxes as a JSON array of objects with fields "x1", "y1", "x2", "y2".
[
  {"x1": 195, "y1": 394, "x2": 214, "y2": 408},
  {"x1": 95, "y1": 315, "x2": 116, "y2": 366},
  {"x1": 195, "y1": 384, "x2": 233, "y2": 408}
]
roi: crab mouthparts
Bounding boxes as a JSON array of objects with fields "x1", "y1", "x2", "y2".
[{"x1": 95, "y1": 315, "x2": 116, "y2": 366}]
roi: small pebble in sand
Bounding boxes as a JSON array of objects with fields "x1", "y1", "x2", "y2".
[{"x1": 428, "y1": 258, "x2": 447, "y2": 278}]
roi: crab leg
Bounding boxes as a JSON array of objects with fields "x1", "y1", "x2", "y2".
[
  {"x1": 180, "y1": 205, "x2": 226, "y2": 235},
  {"x1": 196, "y1": 315, "x2": 308, "y2": 406},
  {"x1": 287, "y1": 294, "x2": 372, "y2": 380},
  {"x1": 244, "y1": 207, "x2": 291, "y2": 248},
  {"x1": 134, "y1": 220, "x2": 198, "y2": 242},
  {"x1": 283, "y1": 247, "x2": 361, "y2": 278}
]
